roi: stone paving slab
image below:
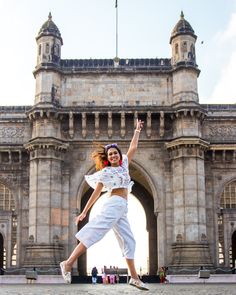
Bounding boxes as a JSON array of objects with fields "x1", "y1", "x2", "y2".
[{"x1": 0, "y1": 284, "x2": 236, "y2": 295}]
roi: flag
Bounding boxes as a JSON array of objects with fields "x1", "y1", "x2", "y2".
[{"x1": 115, "y1": 0, "x2": 117, "y2": 8}]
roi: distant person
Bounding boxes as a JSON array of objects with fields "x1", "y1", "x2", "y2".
[
  {"x1": 26, "y1": 267, "x2": 38, "y2": 284},
  {"x1": 159, "y1": 266, "x2": 167, "y2": 283},
  {"x1": 115, "y1": 266, "x2": 120, "y2": 284},
  {"x1": 60, "y1": 120, "x2": 148, "y2": 291},
  {"x1": 91, "y1": 266, "x2": 98, "y2": 284},
  {"x1": 110, "y1": 273, "x2": 115, "y2": 284},
  {"x1": 101, "y1": 269, "x2": 107, "y2": 284}
]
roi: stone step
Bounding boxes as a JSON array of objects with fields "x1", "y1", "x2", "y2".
[{"x1": 167, "y1": 274, "x2": 236, "y2": 283}]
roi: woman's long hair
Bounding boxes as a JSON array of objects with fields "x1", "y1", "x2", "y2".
[{"x1": 91, "y1": 144, "x2": 122, "y2": 171}]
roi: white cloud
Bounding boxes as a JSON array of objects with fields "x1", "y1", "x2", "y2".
[
  {"x1": 216, "y1": 12, "x2": 236, "y2": 43},
  {"x1": 209, "y1": 11, "x2": 236, "y2": 103},
  {"x1": 210, "y1": 51, "x2": 236, "y2": 103}
]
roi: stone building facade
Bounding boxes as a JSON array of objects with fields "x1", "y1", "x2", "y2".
[{"x1": 0, "y1": 12, "x2": 236, "y2": 275}]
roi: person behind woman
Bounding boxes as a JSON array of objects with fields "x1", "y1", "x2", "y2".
[
  {"x1": 91, "y1": 266, "x2": 98, "y2": 284},
  {"x1": 60, "y1": 119, "x2": 148, "y2": 291}
]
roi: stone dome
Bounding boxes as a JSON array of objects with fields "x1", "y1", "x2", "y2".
[
  {"x1": 170, "y1": 11, "x2": 196, "y2": 43},
  {"x1": 36, "y1": 12, "x2": 63, "y2": 43}
]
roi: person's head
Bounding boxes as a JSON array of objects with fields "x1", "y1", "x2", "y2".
[{"x1": 92, "y1": 143, "x2": 122, "y2": 170}]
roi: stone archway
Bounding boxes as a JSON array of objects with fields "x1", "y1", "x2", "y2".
[
  {"x1": 232, "y1": 231, "x2": 236, "y2": 268},
  {"x1": 0, "y1": 233, "x2": 3, "y2": 274},
  {"x1": 77, "y1": 180, "x2": 157, "y2": 275}
]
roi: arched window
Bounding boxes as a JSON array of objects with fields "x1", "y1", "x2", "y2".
[
  {"x1": 181, "y1": 41, "x2": 187, "y2": 52},
  {"x1": 38, "y1": 44, "x2": 41, "y2": 56},
  {"x1": 3, "y1": 248, "x2": 6, "y2": 268},
  {"x1": 11, "y1": 244, "x2": 17, "y2": 266},
  {"x1": 190, "y1": 44, "x2": 195, "y2": 56},
  {"x1": 46, "y1": 43, "x2": 50, "y2": 54},
  {"x1": 218, "y1": 215, "x2": 224, "y2": 264},
  {"x1": 175, "y1": 43, "x2": 179, "y2": 55},
  {"x1": 0, "y1": 183, "x2": 15, "y2": 211},
  {"x1": 11, "y1": 215, "x2": 17, "y2": 266},
  {"x1": 220, "y1": 180, "x2": 236, "y2": 209}
]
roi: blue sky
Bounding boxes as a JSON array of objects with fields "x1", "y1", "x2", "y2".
[{"x1": 0, "y1": 0, "x2": 236, "y2": 105}]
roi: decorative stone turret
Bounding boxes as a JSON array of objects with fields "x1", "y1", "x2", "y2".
[
  {"x1": 170, "y1": 11, "x2": 199, "y2": 104},
  {"x1": 36, "y1": 12, "x2": 63, "y2": 66},
  {"x1": 170, "y1": 11, "x2": 197, "y2": 66},
  {"x1": 34, "y1": 13, "x2": 62, "y2": 105}
]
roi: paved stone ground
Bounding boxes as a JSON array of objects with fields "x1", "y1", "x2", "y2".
[{"x1": 0, "y1": 284, "x2": 235, "y2": 295}]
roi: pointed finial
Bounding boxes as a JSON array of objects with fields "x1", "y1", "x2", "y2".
[
  {"x1": 48, "y1": 12, "x2": 52, "y2": 20},
  {"x1": 180, "y1": 11, "x2": 184, "y2": 19}
]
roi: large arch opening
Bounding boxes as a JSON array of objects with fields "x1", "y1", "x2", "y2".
[
  {"x1": 0, "y1": 233, "x2": 3, "y2": 274},
  {"x1": 232, "y1": 231, "x2": 236, "y2": 268},
  {"x1": 0, "y1": 182, "x2": 17, "y2": 268},
  {"x1": 218, "y1": 179, "x2": 236, "y2": 267},
  {"x1": 77, "y1": 167, "x2": 157, "y2": 275}
]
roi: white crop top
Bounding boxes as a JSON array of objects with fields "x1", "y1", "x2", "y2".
[{"x1": 85, "y1": 154, "x2": 134, "y2": 192}]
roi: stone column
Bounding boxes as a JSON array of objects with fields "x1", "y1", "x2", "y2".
[
  {"x1": 166, "y1": 138, "x2": 213, "y2": 270},
  {"x1": 24, "y1": 110, "x2": 68, "y2": 270}
]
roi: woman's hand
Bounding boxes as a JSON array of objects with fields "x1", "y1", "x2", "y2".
[
  {"x1": 75, "y1": 212, "x2": 86, "y2": 225},
  {"x1": 136, "y1": 119, "x2": 144, "y2": 131}
]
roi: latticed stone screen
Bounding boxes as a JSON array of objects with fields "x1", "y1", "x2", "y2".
[
  {"x1": 220, "y1": 180, "x2": 236, "y2": 209},
  {"x1": 0, "y1": 183, "x2": 15, "y2": 211}
]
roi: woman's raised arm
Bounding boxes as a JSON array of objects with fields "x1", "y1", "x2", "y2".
[{"x1": 127, "y1": 119, "x2": 144, "y2": 164}]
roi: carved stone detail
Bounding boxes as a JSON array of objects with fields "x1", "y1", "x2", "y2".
[
  {"x1": 160, "y1": 111, "x2": 165, "y2": 137},
  {"x1": 120, "y1": 112, "x2": 126, "y2": 138},
  {"x1": 78, "y1": 152, "x2": 86, "y2": 161},
  {"x1": 94, "y1": 112, "x2": 100, "y2": 138},
  {"x1": 134, "y1": 111, "x2": 138, "y2": 129},
  {"x1": 69, "y1": 111, "x2": 74, "y2": 139},
  {"x1": 146, "y1": 111, "x2": 151, "y2": 138},
  {"x1": 107, "y1": 112, "x2": 113, "y2": 138},
  {"x1": 82, "y1": 112, "x2": 87, "y2": 138}
]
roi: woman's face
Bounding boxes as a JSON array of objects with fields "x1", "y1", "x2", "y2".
[{"x1": 107, "y1": 148, "x2": 120, "y2": 166}]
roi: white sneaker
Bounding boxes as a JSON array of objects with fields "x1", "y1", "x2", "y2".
[
  {"x1": 60, "y1": 261, "x2": 71, "y2": 284},
  {"x1": 129, "y1": 278, "x2": 149, "y2": 291}
]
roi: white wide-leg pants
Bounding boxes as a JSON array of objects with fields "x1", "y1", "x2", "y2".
[{"x1": 75, "y1": 195, "x2": 136, "y2": 259}]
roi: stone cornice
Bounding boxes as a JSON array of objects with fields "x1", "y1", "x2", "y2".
[
  {"x1": 26, "y1": 103, "x2": 61, "y2": 120},
  {"x1": 171, "y1": 62, "x2": 200, "y2": 76},
  {"x1": 166, "y1": 137, "x2": 210, "y2": 151},
  {"x1": 210, "y1": 144, "x2": 236, "y2": 151},
  {"x1": 24, "y1": 137, "x2": 68, "y2": 152}
]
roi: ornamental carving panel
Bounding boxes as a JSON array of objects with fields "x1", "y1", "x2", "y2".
[
  {"x1": 0, "y1": 126, "x2": 28, "y2": 143},
  {"x1": 0, "y1": 127, "x2": 24, "y2": 138},
  {"x1": 204, "y1": 125, "x2": 236, "y2": 140}
]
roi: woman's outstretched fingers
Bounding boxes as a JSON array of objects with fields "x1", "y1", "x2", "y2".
[{"x1": 136, "y1": 119, "x2": 144, "y2": 130}]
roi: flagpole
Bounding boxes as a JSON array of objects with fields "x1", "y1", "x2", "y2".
[{"x1": 116, "y1": 0, "x2": 118, "y2": 58}]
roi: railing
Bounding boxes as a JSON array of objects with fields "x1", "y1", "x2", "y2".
[{"x1": 60, "y1": 58, "x2": 172, "y2": 71}]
